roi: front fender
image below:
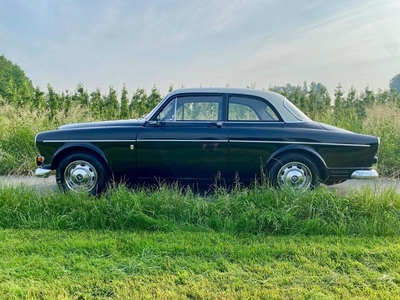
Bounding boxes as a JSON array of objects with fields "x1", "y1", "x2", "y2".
[{"x1": 51, "y1": 143, "x2": 108, "y2": 170}]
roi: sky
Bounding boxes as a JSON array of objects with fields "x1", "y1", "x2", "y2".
[{"x1": 1, "y1": 0, "x2": 400, "y2": 97}]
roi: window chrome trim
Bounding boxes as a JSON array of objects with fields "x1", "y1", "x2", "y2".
[
  {"x1": 174, "y1": 97, "x2": 177, "y2": 121},
  {"x1": 283, "y1": 98, "x2": 311, "y2": 122}
]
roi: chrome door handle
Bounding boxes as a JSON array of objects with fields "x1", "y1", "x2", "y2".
[{"x1": 208, "y1": 122, "x2": 223, "y2": 128}]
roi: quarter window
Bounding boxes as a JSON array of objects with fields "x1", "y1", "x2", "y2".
[{"x1": 228, "y1": 96, "x2": 280, "y2": 121}]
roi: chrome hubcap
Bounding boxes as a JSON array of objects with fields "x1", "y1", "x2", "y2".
[
  {"x1": 64, "y1": 160, "x2": 98, "y2": 192},
  {"x1": 277, "y1": 162, "x2": 312, "y2": 190}
]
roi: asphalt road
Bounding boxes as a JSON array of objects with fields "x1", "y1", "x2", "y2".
[{"x1": 0, "y1": 175, "x2": 399, "y2": 194}]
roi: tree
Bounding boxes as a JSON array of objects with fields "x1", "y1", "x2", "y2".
[
  {"x1": 389, "y1": 73, "x2": 400, "y2": 93},
  {"x1": 316, "y1": 84, "x2": 331, "y2": 117},
  {"x1": 290, "y1": 86, "x2": 303, "y2": 108},
  {"x1": 376, "y1": 89, "x2": 393, "y2": 104},
  {"x1": 308, "y1": 83, "x2": 318, "y2": 118},
  {"x1": 333, "y1": 84, "x2": 345, "y2": 122},
  {"x1": 18, "y1": 80, "x2": 34, "y2": 107},
  {"x1": 104, "y1": 86, "x2": 119, "y2": 119},
  {"x1": 129, "y1": 88, "x2": 147, "y2": 118},
  {"x1": 146, "y1": 85, "x2": 162, "y2": 112},
  {"x1": 47, "y1": 84, "x2": 59, "y2": 119},
  {"x1": 72, "y1": 83, "x2": 89, "y2": 108},
  {"x1": 0, "y1": 55, "x2": 35, "y2": 106},
  {"x1": 63, "y1": 90, "x2": 72, "y2": 117},
  {"x1": 360, "y1": 86, "x2": 375, "y2": 109},
  {"x1": 32, "y1": 86, "x2": 46, "y2": 111},
  {"x1": 4, "y1": 77, "x2": 17, "y2": 105},
  {"x1": 345, "y1": 86, "x2": 357, "y2": 108},
  {"x1": 120, "y1": 84, "x2": 129, "y2": 119},
  {"x1": 89, "y1": 88, "x2": 104, "y2": 119}
]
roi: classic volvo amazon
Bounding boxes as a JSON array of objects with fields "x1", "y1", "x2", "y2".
[{"x1": 35, "y1": 88, "x2": 379, "y2": 194}]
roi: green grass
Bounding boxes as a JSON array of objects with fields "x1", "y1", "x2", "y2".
[
  {"x1": 1, "y1": 229, "x2": 400, "y2": 299},
  {"x1": 0, "y1": 105, "x2": 94, "y2": 175},
  {"x1": 0, "y1": 184, "x2": 400, "y2": 236},
  {"x1": 1, "y1": 185, "x2": 400, "y2": 298},
  {"x1": 363, "y1": 104, "x2": 400, "y2": 177}
]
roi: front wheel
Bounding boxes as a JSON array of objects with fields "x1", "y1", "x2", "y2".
[
  {"x1": 56, "y1": 152, "x2": 108, "y2": 195},
  {"x1": 268, "y1": 154, "x2": 320, "y2": 191}
]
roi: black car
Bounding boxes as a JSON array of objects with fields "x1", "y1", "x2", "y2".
[{"x1": 35, "y1": 87, "x2": 379, "y2": 194}]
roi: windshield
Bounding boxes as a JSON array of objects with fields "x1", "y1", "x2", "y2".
[
  {"x1": 283, "y1": 99, "x2": 311, "y2": 121},
  {"x1": 144, "y1": 93, "x2": 170, "y2": 120}
]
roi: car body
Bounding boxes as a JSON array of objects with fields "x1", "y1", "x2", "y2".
[{"x1": 34, "y1": 87, "x2": 379, "y2": 194}]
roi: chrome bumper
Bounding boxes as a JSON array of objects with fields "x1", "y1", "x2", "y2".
[
  {"x1": 35, "y1": 168, "x2": 51, "y2": 178},
  {"x1": 351, "y1": 169, "x2": 379, "y2": 180}
]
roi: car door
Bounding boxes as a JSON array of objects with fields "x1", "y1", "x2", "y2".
[
  {"x1": 225, "y1": 94, "x2": 285, "y2": 180},
  {"x1": 136, "y1": 94, "x2": 229, "y2": 181}
]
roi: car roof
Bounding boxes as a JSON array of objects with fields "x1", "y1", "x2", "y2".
[
  {"x1": 167, "y1": 87, "x2": 286, "y2": 105},
  {"x1": 147, "y1": 87, "x2": 308, "y2": 123}
]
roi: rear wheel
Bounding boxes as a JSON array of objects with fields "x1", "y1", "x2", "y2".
[
  {"x1": 268, "y1": 154, "x2": 320, "y2": 191},
  {"x1": 56, "y1": 152, "x2": 108, "y2": 195}
]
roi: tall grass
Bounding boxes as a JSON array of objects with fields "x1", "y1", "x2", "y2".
[
  {"x1": 0, "y1": 184, "x2": 399, "y2": 236},
  {"x1": 0, "y1": 105, "x2": 95, "y2": 175},
  {"x1": 363, "y1": 104, "x2": 400, "y2": 177}
]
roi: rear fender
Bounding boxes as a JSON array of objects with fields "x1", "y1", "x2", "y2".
[{"x1": 266, "y1": 145, "x2": 328, "y2": 179}]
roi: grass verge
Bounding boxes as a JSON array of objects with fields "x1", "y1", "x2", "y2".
[
  {"x1": 0, "y1": 184, "x2": 399, "y2": 236},
  {"x1": 1, "y1": 184, "x2": 400, "y2": 298},
  {"x1": 1, "y1": 229, "x2": 399, "y2": 299}
]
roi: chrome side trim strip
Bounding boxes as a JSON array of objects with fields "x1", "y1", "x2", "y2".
[
  {"x1": 138, "y1": 139, "x2": 230, "y2": 143},
  {"x1": 42, "y1": 139, "x2": 370, "y2": 148},
  {"x1": 229, "y1": 140, "x2": 370, "y2": 147},
  {"x1": 43, "y1": 140, "x2": 135, "y2": 143}
]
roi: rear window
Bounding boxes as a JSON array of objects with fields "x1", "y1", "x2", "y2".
[{"x1": 284, "y1": 99, "x2": 311, "y2": 121}]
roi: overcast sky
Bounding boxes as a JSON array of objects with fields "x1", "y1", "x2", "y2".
[{"x1": 1, "y1": 0, "x2": 400, "y2": 96}]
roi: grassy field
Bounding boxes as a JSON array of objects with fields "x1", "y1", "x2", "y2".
[
  {"x1": 0, "y1": 185, "x2": 400, "y2": 298},
  {"x1": 1, "y1": 184, "x2": 400, "y2": 235},
  {"x1": 1, "y1": 229, "x2": 400, "y2": 299}
]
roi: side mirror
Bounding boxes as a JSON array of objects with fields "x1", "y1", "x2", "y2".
[{"x1": 148, "y1": 120, "x2": 161, "y2": 126}]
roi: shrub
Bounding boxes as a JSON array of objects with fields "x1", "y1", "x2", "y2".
[
  {"x1": 363, "y1": 104, "x2": 400, "y2": 177},
  {"x1": 0, "y1": 105, "x2": 95, "y2": 175}
]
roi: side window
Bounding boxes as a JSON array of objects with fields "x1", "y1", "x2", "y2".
[
  {"x1": 176, "y1": 95, "x2": 222, "y2": 121},
  {"x1": 157, "y1": 98, "x2": 176, "y2": 121},
  {"x1": 229, "y1": 103, "x2": 259, "y2": 120},
  {"x1": 154, "y1": 95, "x2": 223, "y2": 121},
  {"x1": 228, "y1": 96, "x2": 280, "y2": 121}
]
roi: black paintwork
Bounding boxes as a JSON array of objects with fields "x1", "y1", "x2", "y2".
[{"x1": 35, "y1": 89, "x2": 379, "y2": 186}]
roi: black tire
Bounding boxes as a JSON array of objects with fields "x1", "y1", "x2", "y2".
[
  {"x1": 56, "y1": 152, "x2": 108, "y2": 195},
  {"x1": 268, "y1": 154, "x2": 320, "y2": 191}
]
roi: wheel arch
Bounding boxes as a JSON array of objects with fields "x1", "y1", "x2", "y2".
[
  {"x1": 51, "y1": 143, "x2": 109, "y2": 171},
  {"x1": 265, "y1": 145, "x2": 328, "y2": 181}
]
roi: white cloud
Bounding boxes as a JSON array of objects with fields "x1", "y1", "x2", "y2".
[{"x1": 213, "y1": 0, "x2": 400, "y2": 92}]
